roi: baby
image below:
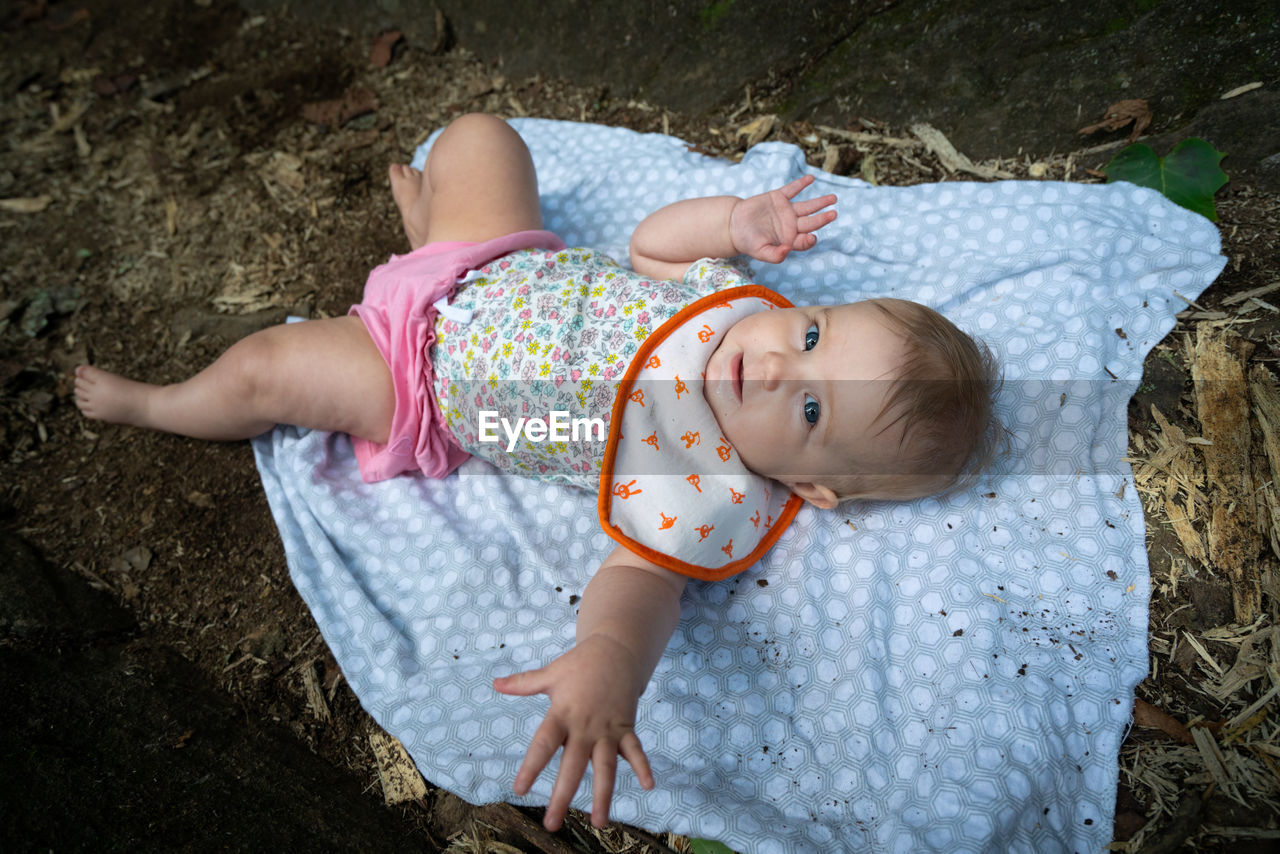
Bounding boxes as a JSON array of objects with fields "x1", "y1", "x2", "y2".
[{"x1": 74, "y1": 113, "x2": 998, "y2": 830}]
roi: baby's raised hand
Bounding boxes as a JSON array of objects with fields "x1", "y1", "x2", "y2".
[
  {"x1": 493, "y1": 635, "x2": 655, "y2": 830},
  {"x1": 730, "y1": 175, "x2": 837, "y2": 264}
]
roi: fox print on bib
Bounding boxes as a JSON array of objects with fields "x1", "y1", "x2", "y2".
[{"x1": 598, "y1": 285, "x2": 803, "y2": 581}]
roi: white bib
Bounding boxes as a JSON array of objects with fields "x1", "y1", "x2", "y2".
[{"x1": 597, "y1": 285, "x2": 802, "y2": 580}]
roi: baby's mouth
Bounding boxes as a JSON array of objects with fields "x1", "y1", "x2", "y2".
[{"x1": 732, "y1": 353, "x2": 743, "y2": 403}]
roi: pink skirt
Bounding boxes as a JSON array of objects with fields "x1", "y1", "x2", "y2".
[{"x1": 348, "y1": 230, "x2": 565, "y2": 483}]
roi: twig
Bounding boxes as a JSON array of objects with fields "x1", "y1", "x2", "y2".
[
  {"x1": 1225, "y1": 682, "x2": 1280, "y2": 730},
  {"x1": 815, "y1": 125, "x2": 919, "y2": 149},
  {"x1": 1221, "y1": 280, "x2": 1280, "y2": 306}
]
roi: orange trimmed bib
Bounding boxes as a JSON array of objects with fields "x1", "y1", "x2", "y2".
[{"x1": 598, "y1": 285, "x2": 803, "y2": 581}]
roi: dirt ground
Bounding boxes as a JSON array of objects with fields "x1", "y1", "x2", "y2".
[{"x1": 3, "y1": 1, "x2": 1279, "y2": 851}]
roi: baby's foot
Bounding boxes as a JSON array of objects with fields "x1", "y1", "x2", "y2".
[
  {"x1": 389, "y1": 163, "x2": 429, "y2": 250},
  {"x1": 73, "y1": 365, "x2": 155, "y2": 427}
]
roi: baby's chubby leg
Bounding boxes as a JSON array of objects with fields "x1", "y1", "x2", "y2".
[
  {"x1": 74, "y1": 316, "x2": 394, "y2": 443},
  {"x1": 389, "y1": 112, "x2": 542, "y2": 251}
]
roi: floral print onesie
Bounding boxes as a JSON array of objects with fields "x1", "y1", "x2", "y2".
[{"x1": 431, "y1": 249, "x2": 748, "y2": 490}]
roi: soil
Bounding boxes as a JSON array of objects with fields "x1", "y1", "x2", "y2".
[{"x1": 2, "y1": 1, "x2": 1277, "y2": 851}]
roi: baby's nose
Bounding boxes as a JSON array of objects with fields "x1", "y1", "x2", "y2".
[{"x1": 759, "y1": 351, "x2": 786, "y2": 390}]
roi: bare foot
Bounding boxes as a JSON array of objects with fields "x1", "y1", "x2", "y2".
[
  {"x1": 74, "y1": 365, "x2": 156, "y2": 428},
  {"x1": 389, "y1": 163, "x2": 430, "y2": 250}
]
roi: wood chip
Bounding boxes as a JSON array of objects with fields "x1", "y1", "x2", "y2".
[
  {"x1": 1190, "y1": 325, "x2": 1261, "y2": 622},
  {"x1": 1225, "y1": 680, "x2": 1280, "y2": 730},
  {"x1": 1190, "y1": 727, "x2": 1243, "y2": 804},
  {"x1": 1220, "y1": 82, "x2": 1263, "y2": 100},
  {"x1": 0, "y1": 196, "x2": 53, "y2": 213},
  {"x1": 302, "y1": 662, "x2": 331, "y2": 722},
  {"x1": 860, "y1": 153, "x2": 878, "y2": 185},
  {"x1": 259, "y1": 151, "x2": 305, "y2": 194},
  {"x1": 820, "y1": 143, "x2": 859, "y2": 176},
  {"x1": 73, "y1": 121, "x2": 90, "y2": 158},
  {"x1": 185, "y1": 490, "x2": 214, "y2": 509},
  {"x1": 1183, "y1": 631, "x2": 1225, "y2": 676},
  {"x1": 369, "y1": 729, "x2": 427, "y2": 805},
  {"x1": 1134, "y1": 405, "x2": 1209, "y2": 564},
  {"x1": 1165, "y1": 500, "x2": 1208, "y2": 566},
  {"x1": 1248, "y1": 364, "x2": 1280, "y2": 561},
  {"x1": 49, "y1": 100, "x2": 91, "y2": 134}
]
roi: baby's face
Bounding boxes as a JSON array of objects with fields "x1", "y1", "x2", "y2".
[{"x1": 703, "y1": 300, "x2": 908, "y2": 507}]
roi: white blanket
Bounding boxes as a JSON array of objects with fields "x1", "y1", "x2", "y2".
[{"x1": 252, "y1": 119, "x2": 1225, "y2": 852}]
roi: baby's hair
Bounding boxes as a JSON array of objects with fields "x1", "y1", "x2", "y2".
[{"x1": 833, "y1": 298, "x2": 1002, "y2": 502}]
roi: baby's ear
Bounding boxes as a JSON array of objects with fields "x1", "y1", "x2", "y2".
[{"x1": 789, "y1": 481, "x2": 839, "y2": 510}]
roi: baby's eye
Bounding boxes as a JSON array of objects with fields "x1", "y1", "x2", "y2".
[
  {"x1": 804, "y1": 323, "x2": 819, "y2": 351},
  {"x1": 803, "y1": 394, "x2": 820, "y2": 425}
]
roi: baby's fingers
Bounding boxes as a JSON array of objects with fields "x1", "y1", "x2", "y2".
[
  {"x1": 546, "y1": 740, "x2": 590, "y2": 831},
  {"x1": 775, "y1": 174, "x2": 816, "y2": 199},
  {"x1": 513, "y1": 716, "x2": 565, "y2": 796},
  {"x1": 587, "y1": 732, "x2": 652, "y2": 828},
  {"x1": 797, "y1": 209, "x2": 838, "y2": 235},
  {"x1": 590, "y1": 742, "x2": 618, "y2": 828},
  {"x1": 619, "y1": 731, "x2": 654, "y2": 789},
  {"x1": 492, "y1": 666, "x2": 549, "y2": 697},
  {"x1": 794, "y1": 192, "x2": 838, "y2": 218}
]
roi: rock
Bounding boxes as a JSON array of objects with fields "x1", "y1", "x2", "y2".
[
  {"x1": 0, "y1": 531, "x2": 133, "y2": 641},
  {"x1": 242, "y1": 0, "x2": 1280, "y2": 188},
  {"x1": 0, "y1": 533, "x2": 425, "y2": 850}
]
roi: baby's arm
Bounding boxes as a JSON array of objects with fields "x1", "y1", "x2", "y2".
[
  {"x1": 629, "y1": 175, "x2": 837, "y2": 282},
  {"x1": 493, "y1": 546, "x2": 686, "y2": 830}
]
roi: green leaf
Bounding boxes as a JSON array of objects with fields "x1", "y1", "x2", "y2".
[
  {"x1": 1102, "y1": 138, "x2": 1228, "y2": 222},
  {"x1": 689, "y1": 840, "x2": 736, "y2": 854}
]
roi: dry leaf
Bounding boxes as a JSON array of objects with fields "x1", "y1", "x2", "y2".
[
  {"x1": 0, "y1": 196, "x2": 52, "y2": 213},
  {"x1": 370, "y1": 30, "x2": 402, "y2": 68},
  {"x1": 1133, "y1": 697, "x2": 1193, "y2": 744},
  {"x1": 301, "y1": 86, "x2": 377, "y2": 127},
  {"x1": 92, "y1": 72, "x2": 138, "y2": 97},
  {"x1": 909, "y1": 123, "x2": 1013, "y2": 179},
  {"x1": 1078, "y1": 99, "x2": 1152, "y2": 142},
  {"x1": 736, "y1": 115, "x2": 777, "y2": 147},
  {"x1": 465, "y1": 76, "x2": 495, "y2": 98}
]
